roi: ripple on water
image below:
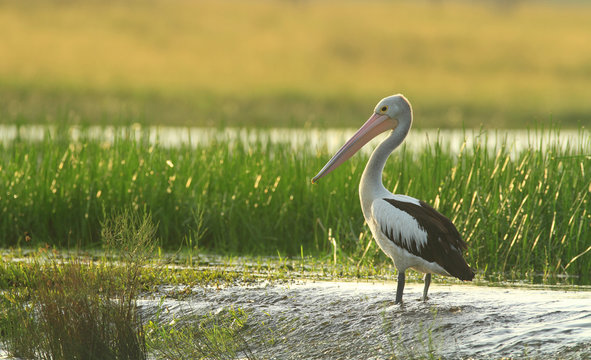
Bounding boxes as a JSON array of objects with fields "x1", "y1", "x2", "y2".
[{"x1": 137, "y1": 282, "x2": 591, "y2": 359}]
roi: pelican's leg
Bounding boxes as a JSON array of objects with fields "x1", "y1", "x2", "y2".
[
  {"x1": 422, "y1": 273, "x2": 431, "y2": 301},
  {"x1": 395, "y1": 271, "x2": 405, "y2": 304}
]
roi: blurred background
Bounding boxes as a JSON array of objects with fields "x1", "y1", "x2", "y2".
[{"x1": 1, "y1": 0, "x2": 590, "y2": 128}]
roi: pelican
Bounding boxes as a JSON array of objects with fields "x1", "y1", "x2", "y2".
[{"x1": 312, "y1": 94, "x2": 474, "y2": 304}]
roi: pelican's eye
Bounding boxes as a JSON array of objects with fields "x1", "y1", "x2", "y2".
[{"x1": 380, "y1": 105, "x2": 388, "y2": 113}]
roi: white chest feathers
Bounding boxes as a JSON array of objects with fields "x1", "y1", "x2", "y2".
[{"x1": 370, "y1": 196, "x2": 429, "y2": 251}]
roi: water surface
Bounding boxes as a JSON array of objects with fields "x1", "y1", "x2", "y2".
[
  {"x1": 140, "y1": 280, "x2": 591, "y2": 359},
  {"x1": 1, "y1": 125, "x2": 589, "y2": 155}
]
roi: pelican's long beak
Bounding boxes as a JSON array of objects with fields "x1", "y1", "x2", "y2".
[{"x1": 312, "y1": 113, "x2": 397, "y2": 183}]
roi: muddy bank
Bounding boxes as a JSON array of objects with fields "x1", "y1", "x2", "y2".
[{"x1": 140, "y1": 281, "x2": 591, "y2": 359}]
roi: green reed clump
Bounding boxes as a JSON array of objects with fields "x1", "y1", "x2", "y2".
[
  {"x1": 370, "y1": 130, "x2": 590, "y2": 279},
  {"x1": 410, "y1": 131, "x2": 591, "y2": 279},
  {"x1": 0, "y1": 209, "x2": 156, "y2": 359},
  {"x1": 0, "y1": 260, "x2": 147, "y2": 360},
  {"x1": 0, "y1": 127, "x2": 589, "y2": 279}
]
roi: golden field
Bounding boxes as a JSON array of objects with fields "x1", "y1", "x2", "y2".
[{"x1": 1, "y1": 0, "x2": 590, "y2": 127}]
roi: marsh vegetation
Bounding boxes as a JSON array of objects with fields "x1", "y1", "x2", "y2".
[
  {"x1": 3, "y1": 246, "x2": 590, "y2": 359},
  {"x1": 1, "y1": 0, "x2": 590, "y2": 358},
  {"x1": 0, "y1": 211, "x2": 271, "y2": 360},
  {"x1": 1, "y1": 127, "x2": 589, "y2": 281}
]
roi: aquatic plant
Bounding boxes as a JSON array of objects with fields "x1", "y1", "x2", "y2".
[
  {"x1": 382, "y1": 307, "x2": 443, "y2": 360},
  {"x1": 0, "y1": 127, "x2": 589, "y2": 281},
  {"x1": 146, "y1": 306, "x2": 264, "y2": 360},
  {"x1": 0, "y1": 209, "x2": 156, "y2": 360}
]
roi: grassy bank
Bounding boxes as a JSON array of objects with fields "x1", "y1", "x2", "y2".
[
  {"x1": 0, "y1": 127, "x2": 589, "y2": 279},
  {"x1": 2, "y1": 222, "x2": 589, "y2": 359},
  {"x1": 0, "y1": 248, "x2": 446, "y2": 359},
  {"x1": 0, "y1": 212, "x2": 271, "y2": 360},
  {"x1": 1, "y1": 1, "x2": 591, "y2": 127}
]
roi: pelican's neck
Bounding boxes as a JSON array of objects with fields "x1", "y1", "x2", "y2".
[{"x1": 359, "y1": 113, "x2": 411, "y2": 219}]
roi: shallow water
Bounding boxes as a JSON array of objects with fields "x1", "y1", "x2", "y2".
[
  {"x1": 140, "y1": 280, "x2": 591, "y2": 359},
  {"x1": 1, "y1": 125, "x2": 589, "y2": 156}
]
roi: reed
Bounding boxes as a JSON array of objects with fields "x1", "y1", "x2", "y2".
[{"x1": 0, "y1": 127, "x2": 589, "y2": 279}]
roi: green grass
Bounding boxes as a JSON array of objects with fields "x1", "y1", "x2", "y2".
[
  {"x1": 1, "y1": 1, "x2": 591, "y2": 128},
  {"x1": 1, "y1": 260, "x2": 148, "y2": 360},
  {"x1": 146, "y1": 306, "x2": 263, "y2": 360},
  {"x1": 383, "y1": 308, "x2": 442, "y2": 360},
  {"x1": 3, "y1": 214, "x2": 585, "y2": 359},
  {"x1": 0, "y1": 126, "x2": 589, "y2": 280},
  {"x1": 0, "y1": 210, "x2": 270, "y2": 360},
  {"x1": 0, "y1": 209, "x2": 155, "y2": 360}
]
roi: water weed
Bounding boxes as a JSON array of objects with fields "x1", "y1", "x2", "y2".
[
  {"x1": 382, "y1": 308, "x2": 442, "y2": 360},
  {"x1": 146, "y1": 306, "x2": 265, "y2": 360}
]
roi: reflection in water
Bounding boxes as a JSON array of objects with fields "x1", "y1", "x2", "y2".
[{"x1": 140, "y1": 281, "x2": 591, "y2": 359}]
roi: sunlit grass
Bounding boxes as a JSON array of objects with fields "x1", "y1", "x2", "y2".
[
  {"x1": 0, "y1": 209, "x2": 155, "y2": 360},
  {"x1": 146, "y1": 306, "x2": 263, "y2": 360},
  {"x1": 0, "y1": 210, "x2": 271, "y2": 360},
  {"x1": 1, "y1": 1, "x2": 591, "y2": 127},
  {"x1": 0, "y1": 126, "x2": 589, "y2": 279}
]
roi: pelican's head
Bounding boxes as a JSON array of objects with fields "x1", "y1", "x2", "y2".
[
  {"x1": 373, "y1": 94, "x2": 412, "y2": 124},
  {"x1": 311, "y1": 94, "x2": 412, "y2": 184}
]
